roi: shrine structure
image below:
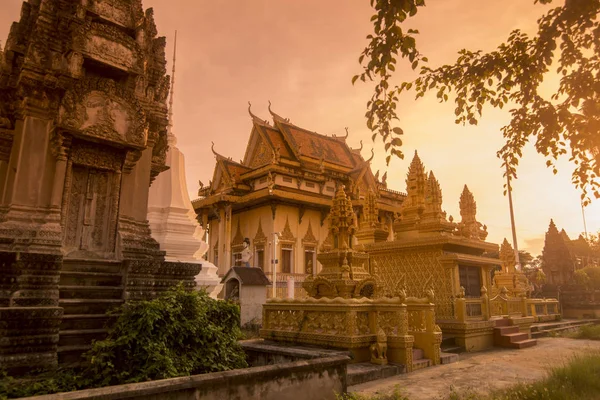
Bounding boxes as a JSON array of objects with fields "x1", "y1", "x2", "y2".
[
  {"x1": 0, "y1": 0, "x2": 199, "y2": 373},
  {"x1": 192, "y1": 105, "x2": 405, "y2": 296},
  {"x1": 262, "y1": 185, "x2": 443, "y2": 371}
]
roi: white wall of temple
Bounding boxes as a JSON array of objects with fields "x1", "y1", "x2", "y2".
[{"x1": 207, "y1": 204, "x2": 331, "y2": 276}]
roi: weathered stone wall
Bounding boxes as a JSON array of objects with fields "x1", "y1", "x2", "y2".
[{"x1": 21, "y1": 355, "x2": 350, "y2": 400}]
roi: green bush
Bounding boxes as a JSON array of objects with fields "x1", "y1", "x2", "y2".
[
  {"x1": 0, "y1": 285, "x2": 247, "y2": 398},
  {"x1": 85, "y1": 284, "x2": 248, "y2": 386}
]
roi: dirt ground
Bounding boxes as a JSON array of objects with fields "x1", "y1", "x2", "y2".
[{"x1": 350, "y1": 337, "x2": 600, "y2": 399}]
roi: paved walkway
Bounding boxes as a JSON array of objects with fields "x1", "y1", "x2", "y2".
[{"x1": 350, "y1": 338, "x2": 600, "y2": 399}]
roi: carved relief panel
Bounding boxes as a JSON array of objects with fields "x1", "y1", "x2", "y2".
[
  {"x1": 63, "y1": 165, "x2": 120, "y2": 259},
  {"x1": 59, "y1": 78, "x2": 149, "y2": 148}
]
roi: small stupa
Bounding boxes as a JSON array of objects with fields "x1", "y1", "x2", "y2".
[{"x1": 146, "y1": 32, "x2": 221, "y2": 297}]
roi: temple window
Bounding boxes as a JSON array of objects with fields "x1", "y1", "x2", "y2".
[
  {"x1": 305, "y1": 182, "x2": 315, "y2": 188},
  {"x1": 304, "y1": 248, "x2": 315, "y2": 274},
  {"x1": 256, "y1": 248, "x2": 265, "y2": 270},
  {"x1": 326, "y1": 186, "x2": 335, "y2": 193},
  {"x1": 282, "y1": 176, "x2": 293, "y2": 183},
  {"x1": 281, "y1": 247, "x2": 293, "y2": 273},
  {"x1": 459, "y1": 265, "x2": 481, "y2": 298},
  {"x1": 259, "y1": 177, "x2": 267, "y2": 184}
]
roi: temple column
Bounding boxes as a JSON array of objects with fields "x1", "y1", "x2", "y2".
[
  {"x1": 217, "y1": 206, "x2": 226, "y2": 274},
  {"x1": 224, "y1": 204, "x2": 232, "y2": 271}
]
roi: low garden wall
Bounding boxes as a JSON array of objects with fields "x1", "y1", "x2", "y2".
[{"x1": 20, "y1": 343, "x2": 350, "y2": 400}]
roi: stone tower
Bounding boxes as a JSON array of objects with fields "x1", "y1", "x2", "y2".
[{"x1": 0, "y1": 0, "x2": 199, "y2": 373}]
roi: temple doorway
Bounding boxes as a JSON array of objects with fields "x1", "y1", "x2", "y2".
[{"x1": 63, "y1": 165, "x2": 120, "y2": 259}]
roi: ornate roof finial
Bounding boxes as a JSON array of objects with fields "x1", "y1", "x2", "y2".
[
  {"x1": 247, "y1": 101, "x2": 267, "y2": 124},
  {"x1": 268, "y1": 100, "x2": 289, "y2": 123},
  {"x1": 167, "y1": 30, "x2": 177, "y2": 145},
  {"x1": 459, "y1": 185, "x2": 476, "y2": 222},
  {"x1": 500, "y1": 238, "x2": 517, "y2": 273},
  {"x1": 211, "y1": 141, "x2": 218, "y2": 157},
  {"x1": 359, "y1": 140, "x2": 363, "y2": 151},
  {"x1": 344, "y1": 127, "x2": 349, "y2": 139},
  {"x1": 366, "y1": 148, "x2": 375, "y2": 163}
]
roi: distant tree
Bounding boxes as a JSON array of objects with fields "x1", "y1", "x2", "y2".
[
  {"x1": 354, "y1": 0, "x2": 600, "y2": 202},
  {"x1": 541, "y1": 219, "x2": 574, "y2": 284}
]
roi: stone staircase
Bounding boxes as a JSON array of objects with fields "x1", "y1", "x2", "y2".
[
  {"x1": 347, "y1": 347, "x2": 459, "y2": 385},
  {"x1": 531, "y1": 318, "x2": 600, "y2": 338},
  {"x1": 493, "y1": 318, "x2": 537, "y2": 349},
  {"x1": 58, "y1": 259, "x2": 124, "y2": 364}
]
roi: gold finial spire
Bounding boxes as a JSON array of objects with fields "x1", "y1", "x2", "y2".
[{"x1": 167, "y1": 30, "x2": 177, "y2": 145}]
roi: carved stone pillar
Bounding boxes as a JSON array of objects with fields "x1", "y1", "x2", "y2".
[
  {"x1": 118, "y1": 146, "x2": 164, "y2": 260},
  {"x1": 0, "y1": 108, "x2": 63, "y2": 253}
]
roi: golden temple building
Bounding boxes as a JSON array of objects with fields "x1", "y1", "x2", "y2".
[{"x1": 192, "y1": 104, "x2": 405, "y2": 291}]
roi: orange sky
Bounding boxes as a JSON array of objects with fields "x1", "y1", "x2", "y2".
[{"x1": 1, "y1": 0, "x2": 598, "y2": 255}]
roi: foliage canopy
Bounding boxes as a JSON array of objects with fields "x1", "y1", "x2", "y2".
[{"x1": 354, "y1": 0, "x2": 600, "y2": 202}]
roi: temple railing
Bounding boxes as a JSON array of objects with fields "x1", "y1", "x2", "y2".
[
  {"x1": 454, "y1": 286, "x2": 561, "y2": 322},
  {"x1": 265, "y1": 273, "x2": 309, "y2": 300},
  {"x1": 405, "y1": 297, "x2": 441, "y2": 366},
  {"x1": 456, "y1": 297, "x2": 488, "y2": 321},
  {"x1": 525, "y1": 298, "x2": 560, "y2": 321}
]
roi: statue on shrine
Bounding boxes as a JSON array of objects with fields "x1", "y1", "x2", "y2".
[{"x1": 241, "y1": 238, "x2": 253, "y2": 267}]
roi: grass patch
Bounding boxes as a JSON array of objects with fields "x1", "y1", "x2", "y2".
[
  {"x1": 571, "y1": 324, "x2": 600, "y2": 340},
  {"x1": 344, "y1": 352, "x2": 600, "y2": 400}
]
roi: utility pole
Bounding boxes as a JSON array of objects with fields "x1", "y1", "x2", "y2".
[
  {"x1": 272, "y1": 232, "x2": 279, "y2": 298},
  {"x1": 506, "y1": 163, "x2": 521, "y2": 270},
  {"x1": 581, "y1": 202, "x2": 589, "y2": 240}
]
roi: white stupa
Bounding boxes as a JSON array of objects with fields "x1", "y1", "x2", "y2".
[{"x1": 147, "y1": 32, "x2": 222, "y2": 298}]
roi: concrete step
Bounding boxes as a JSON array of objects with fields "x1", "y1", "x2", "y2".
[
  {"x1": 60, "y1": 314, "x2": 116, "y2": 330},
  {"x1": 58, "y1": 344, "x2": 91, "y2": 365},
  {"x1": 494, "y1": 318, "x2": 511, "y2": 327},
  {"x1": 59, "y1": 329, "x2": 107, "y2": 347},
  {"x1": 532, "y1": 323, "x2": 594, "y2": 339},
  {"x1": 59, "y1": 285, "x2": 123, "y2": 300},
  {"x1": 441, "y1": 346, "x2": 464, "y2": 354},
  {"x1": 347, "y1": 363, "x2": 405, "y2": 386},
  {"x1": 494, "y1": 326, "x2": 519, "y2": 335},
  {"x1": 530, "y1": 319, "x2": 600, "y2": 333},
  {"x1": 60, "y1": 298, "x2": 124, "y2": 315},
  {"x1": 440, "y1": 352, "x2": 459, "y2": 364},
  {"x1": 62, "y1": 260, "x2": 123, "y2": 274},
  {"x1": 412, "y1": 358, "x2": 431, "y2": 371},
  {"x1": 412, "y1": 348, "x2": 424, "y2": 360},
  {"x1": 495, "y1": 332, "x2": 529, "y2": 346},
  {"x1": 60, "y1": 271, "x2": 122, "y2": 287},
  {"x1": 507, "y1": 339, "x2": 537, "y2": 349}
]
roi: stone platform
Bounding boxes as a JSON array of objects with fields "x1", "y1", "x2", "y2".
[{"x1": 530, "y1": 318, "x2": 600, "y2": 338}]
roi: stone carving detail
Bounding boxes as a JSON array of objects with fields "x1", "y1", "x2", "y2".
[
  {"x1": 74, "y1": 21, "x2": 143, "y2": 72},
  {"x1": 370, "y1": 328, "x2": 388, "y2": 365},
  {"x1": 251, "y1": 136, "x2": 272, "y2": 168},
  {"x1": 59, "y1": 78, "x2": 148, "y2": 147},
  {"x1": 254, "y1": 219, "x2": 267, "y2": 246},
  {"x1": 369, "y1": 248, "x2": 454, "y2": 319},
  {"x1": 70, "y1": 141, "x2": 125, "y2": 171},
  {"x1": 302, "y1": 221, "x2": 318, "y2": 245},
  {"x1": 456, "y1": 185, "x2": 488, "y2": 240}
]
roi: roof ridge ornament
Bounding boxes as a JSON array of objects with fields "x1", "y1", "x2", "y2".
[
  {"x1": 366, "y1": 148, "x2": 375, "y2": 163},
  {"x1": 248, "y1": 101, "x2": 270, "y2": 125},
  {"x1": 344, "y1": 127, "x2": 349, "y2": 140},
  {"x1": 268, "y1": 100, "x2": 290, "y2": 123}
]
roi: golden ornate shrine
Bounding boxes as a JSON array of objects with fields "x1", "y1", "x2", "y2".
[{"x1": 261, "y1": 186, "x2": 441, "y2": 370}]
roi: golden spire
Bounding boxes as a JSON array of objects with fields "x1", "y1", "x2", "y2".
[
  {"x1": 499, "y1": 238, "x2": 517, "y2": 273},
  {"x1": 459, "y1": 185, "x2": 477, "y2": 223},
  {"x1": 328, "y1": 185, "x2": 358, "y2": 250}
]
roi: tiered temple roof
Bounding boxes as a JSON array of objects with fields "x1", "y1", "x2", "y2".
[{"x1": 193, "y1": 104, "x2": 405, "y2": 217}]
